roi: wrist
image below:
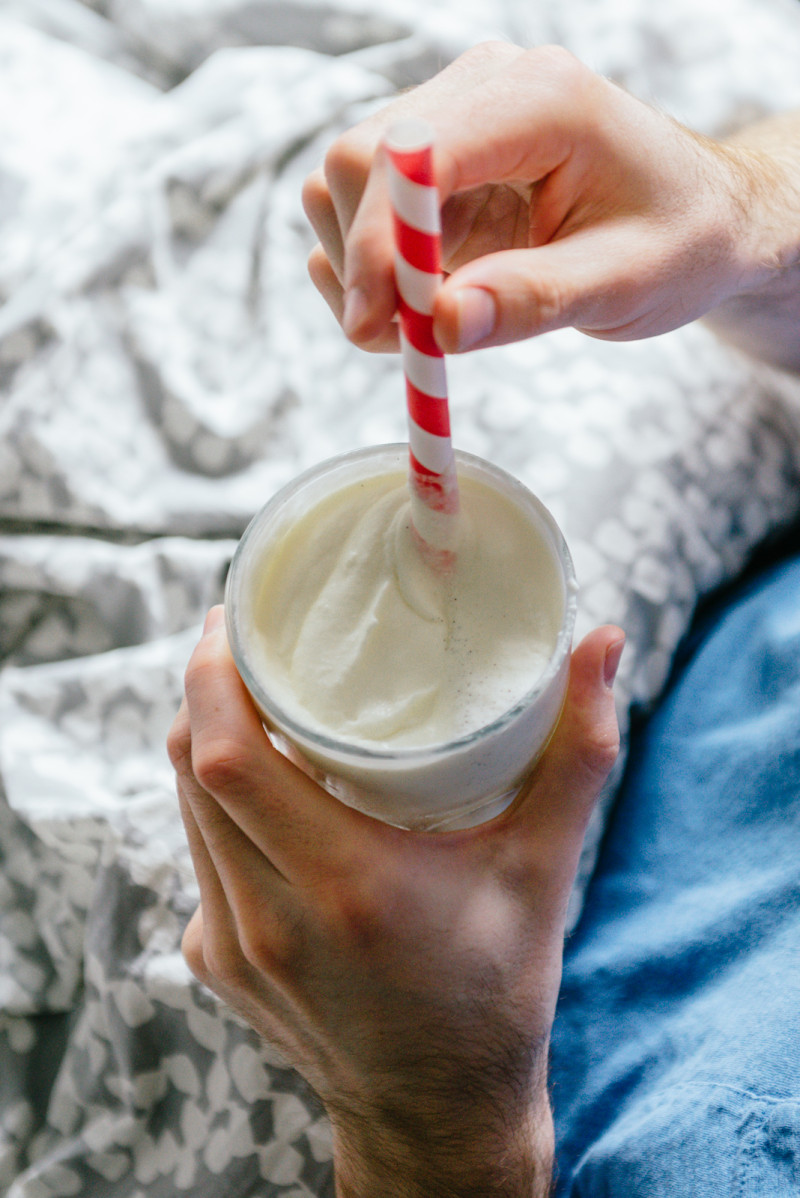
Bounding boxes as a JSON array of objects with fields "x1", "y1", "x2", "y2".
[
  {"x1": 701, "y1": 117, "x2": 800, "y2": 369},
  {"x1": 330, "y1": 1080, "x2": 554, "y2": 1198},
  {"x1": 729, "y1": 153, "x2": 798, "y2": 267}
]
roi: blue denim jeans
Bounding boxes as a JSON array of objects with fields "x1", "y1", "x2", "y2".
[{"x1": 551, "y1": 552, "x2": 800, "y2": 1195}]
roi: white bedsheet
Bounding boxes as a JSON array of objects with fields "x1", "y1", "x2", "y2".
[{"x1": 3, "y1": 1, "x2": 800, "y2": 1193}]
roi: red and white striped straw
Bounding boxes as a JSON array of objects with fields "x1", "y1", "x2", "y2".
[{"x1": 384, "y1": 119, "x2": 459, "y2": 558}]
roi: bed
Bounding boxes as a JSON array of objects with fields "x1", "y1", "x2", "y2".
[{"x1": 2, "y1": 0, "x2": 800, "y2": 1193}]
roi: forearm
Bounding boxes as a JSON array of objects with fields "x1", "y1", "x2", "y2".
[
  {"x1": 331, "y1": 1079, "x2": 555, "y2": 1198},
  {"x1": 703, "y1": 111, "x2": 800, "y2": 372}
]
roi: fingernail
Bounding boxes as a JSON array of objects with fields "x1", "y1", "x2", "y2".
[
  {"x1": 453, "y1": 287, "x2": 496, "y2": 351},
  {"x1": 203, "y1": 606, "x2": 225, "y2": 636},
  {"x1": 603, "y1": 636, "x2": 626, "y2": 688},
  {"x1": 342, "y1": 286, "x2": 368, "y2": 338}
]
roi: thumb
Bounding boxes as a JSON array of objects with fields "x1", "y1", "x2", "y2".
[
  {"x1": 513, "y1": 624, "x2": 624, "y2": 847},
  {"x1": 433, "y1": 233, "x2": 649, "y2": 352}
]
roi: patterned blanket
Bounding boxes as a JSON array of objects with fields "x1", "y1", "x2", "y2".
[{"x1": 2, "y1": 0, "x2": 800, "y2": 1193}]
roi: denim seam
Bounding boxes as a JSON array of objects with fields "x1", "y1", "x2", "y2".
[
  {"x1": 650, "y1": 1079, "x2": 800, "y2": 1109},
  {"x1": 735, "y1": 1109, "x2": 765, "y2": 1198},
  {"x1": 656, "y1": 1083, "x2": 800, "y2": 1197}
]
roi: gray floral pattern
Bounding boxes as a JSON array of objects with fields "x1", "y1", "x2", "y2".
[{"x1": 2, "y1": 0, "x2": 800, "y2": 1193}]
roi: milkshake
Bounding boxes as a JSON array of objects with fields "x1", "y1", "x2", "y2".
[{"x1": 225, "y1": 445, "x2": 577, "y2": 830}]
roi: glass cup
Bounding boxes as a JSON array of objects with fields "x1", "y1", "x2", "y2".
[{"x1": 225, "y1": 444, "x2": 577, "y2": 831}]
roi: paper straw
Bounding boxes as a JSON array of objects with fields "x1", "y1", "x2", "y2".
[{"x1": 384, "y1": 119, "x2": 459, "y2": 558}]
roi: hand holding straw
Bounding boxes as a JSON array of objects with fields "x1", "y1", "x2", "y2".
[{"x1": 384, "y1": 119, "x2": 460, "y2": 562}]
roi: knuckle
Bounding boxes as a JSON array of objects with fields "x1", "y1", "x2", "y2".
[
  {"x1": 308, "y1": 242, "x2": 342, "y2": 292},
  {"x1": 307, "y1": 241, "x2": 327, "y2": 275},
  {"x1": 183, "y1": 633, "x2": 218, "y2": 693},
  {"x1": 238, "y1": 920, "x2": 292, "y2": 980},
  {"x1": 524, "y1": 43, "x2": 582, "y2": 83},
  {"x1": 202, "y1": 939, "x2": 252, "y2": 990},
  {"x1": 323, "y1": 129, "x2": 369, "y2": 191},
  {"x1": 524, "y1": 45, "x2": 600, "y2": 121},
  {"x1": 190, "y1": 736, "x2": 252, "y2": 795},
  {"x1": 459, "y1": 39, "x2": 523, "y2": 70},
  {"x1": 166, "y1": 714, "x2": 191, "y2": 773},
  {"x1": 181, "y1": 914, "x2": 252, "y2": 994},
  {"x1": 301, "y1": 167, "x2": 328, "y2": 222},
  {"x1": 527, "y1": 273, "x2": 576, "y2": 333},
  {"x1": 580, "y1": 727, "x2": 621, "y2": 785},
  {"x1": 182, "y1": 646, "x2": 222, "y2": 722},
  {"x1": 328, "y1": 863, "x2": 396, "y2": 951},
  {"x1": 181, "y1": 919, "x2": 210, "y2": 985}
]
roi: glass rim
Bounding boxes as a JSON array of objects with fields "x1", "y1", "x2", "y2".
[{"x1": 225, "y1": 443, "x2": 578, "y2": 765}]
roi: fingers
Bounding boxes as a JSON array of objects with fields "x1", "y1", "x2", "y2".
[
  {"x1": 180, "y1": 895, "x2": 309, "y2": 1068},
  {"x1": 305, "y1": 157, "x2": 398, "y2": 351},
  {"x1": 431, "y1": 235, "x2": 620, "y2": 353},
  {"x1": 172, "y1": 700, "x2": 282, "y2": 1001},
  {"x1": 334, "y1": 42, "x2": 536, "y2": 349},
  {"x1": 173, "y1": 698, "x2": 288, "y2": 900},
  {"x1": 304, "y1": 40, "x2": 532, "y2": 348},
  {"x1": 172, "y1": 701, "x2": 242, "y2": 922},
  {"x1": 177, "y1": 608, "x2": 380, "y2": 886},
  {"x1": 303, "y1": 168, "x2": 345, "y2": 282},
  {"x1": 171, "y1": 679, "x2": 319, "y2": 1019},
  {"x1": 307, "y1": 242, "x2": 400, "y2": 353},
  {"x1": 308, "y1": 241, "x2": 344, "y2": 322},
  {"x1": 177, "y1": 769, "x2": 309, "y2": 1004},
  {"x1": 171, "y1": 690, "x2": 297, "y2": 980},
  {"x1": 304, "y1": 123, "x2": 398, "y2": 348},
  {"x1": 177, "y1": 781, "x2": 250, "y2": 985}
]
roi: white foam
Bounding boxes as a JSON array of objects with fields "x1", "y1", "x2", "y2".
[{"x1": 247, "y1": 470, "x2": 564, "y2": 750}]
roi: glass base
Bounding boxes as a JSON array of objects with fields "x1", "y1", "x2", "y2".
[{"x1": 266, "y1": 726, "x2": 521, "y2": 832}]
